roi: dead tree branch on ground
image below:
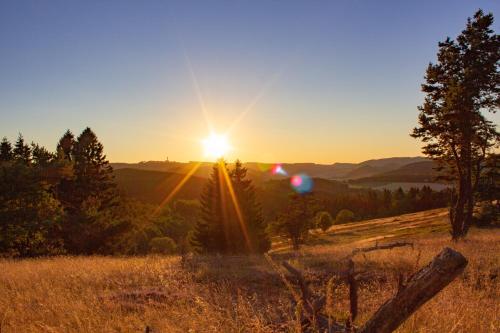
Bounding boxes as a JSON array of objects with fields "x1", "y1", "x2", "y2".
[{"x1": 269, "y1": 247, "x2": 467, "y2": 333}]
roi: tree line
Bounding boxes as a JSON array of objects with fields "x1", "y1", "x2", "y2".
[{"x1": 0, "y1": 128, "x2": 458, "y2": 257}]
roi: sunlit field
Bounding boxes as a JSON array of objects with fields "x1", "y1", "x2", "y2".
[{"x1": 1, "y1": 209, "x2": 498, "y2": 333}]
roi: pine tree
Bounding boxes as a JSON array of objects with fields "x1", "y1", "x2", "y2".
[
  {"x1": 60, "y1": 127, "x2": 121, "y2": 254},
  {"x1": 270, "y1": 193, "x2": 317, "y2": 250},
  {"x1": 230, "y1": 160, "x2": 270, "y2": 253},
  {"x1": 31, "y1": 143, "x2": 54, "y2": 167},
  {"x1": 190, "y1": 161, "x2": 227, "y2": 253},
  {"x1": 411, "y1": 10, "x2": 500, "y2": 239},
  {"x1": 13, "y1": 134, "x2": 31, "y2": 164},
  {"x1": 0, "y1": 137, "x2": 13, "y2": 161},
  {"x1": 191, "y1": 160, "x2": 271, "y2": 254},
  {"x1": 56, "y1": 130, "x2": 75, "y2": 162}
]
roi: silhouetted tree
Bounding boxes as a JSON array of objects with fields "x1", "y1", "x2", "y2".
[
  {"x1": 230, "y1": 160, "x2": 270, "y2": 253},
  {"x1": 56, "y1": 130, "x2": 75, "y2": 162},
  {"x1": 0, "y1": 137, "x2": 13, "y2": 161},
  {"x1": 191, "y1": 160, "x2": 269, "y2": 254},
  {"x1": 31, "y1": 143, "x2": 54, "y2": 167},
  {"x1": 190, "y1": 160, "x2": 227, "y2": 253},
  {"x1": 60, "y1": 127, "x2": 122, "y2": 254},
  {"x1": 13, "y1": 134, "x2": 31, "y2": 164},
  {"x1": 412, "y1": 10, "x2": 500, "y2": 239},
  {"x1": 270, "y1": 193, "x2": 317, "y2": 250},
  {"x1": 0, "y1": 151, "x2": 63, "y2": 256}
]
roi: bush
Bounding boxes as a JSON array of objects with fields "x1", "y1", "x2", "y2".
[
  {"x1": 315, "y1": 211, "x2": 333, "y2": 232},
  {"x1": 336, "y1": 209, "x2": 355, "y2": 224},
  {"x1": 149, "y1": 237, "x2": 177, "y2": 254},
  {"x1": 474, "y1": 201, "x2": 499, "y2": 227}
]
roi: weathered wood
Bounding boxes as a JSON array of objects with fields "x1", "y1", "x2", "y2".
[
  {"x1": 268, "y1": 247, "x2": 466, "y2": 333},
  {"x1": 358, "y1": 247, "x2": 467, "y2": 333}
]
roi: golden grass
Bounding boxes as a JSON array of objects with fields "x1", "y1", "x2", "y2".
[{"x1": 0, "y1": 210, "x2": 499, "y2": 332}]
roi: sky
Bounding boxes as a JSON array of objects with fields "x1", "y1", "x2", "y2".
[{"x1": 0, "y1": 1, "x2": 499, "y2": 164}]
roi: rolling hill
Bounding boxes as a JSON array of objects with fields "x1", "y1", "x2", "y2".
[
  {"x1": 349, "y1": 161, "x2": 443, "y2": 185},
  {"x1": 111, "y1": 156, "x2": 429, "y2": 181},
  {"x1": 113, "y1": 158, "x2": 446, "y2": 205},
  {"x1": 114, "y1": 168, "x2": 206, "y2": 204}
]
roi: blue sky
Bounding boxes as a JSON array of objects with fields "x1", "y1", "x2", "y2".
[{"x1": 1, "y1": 1, "x2": 499, "y2": 163}]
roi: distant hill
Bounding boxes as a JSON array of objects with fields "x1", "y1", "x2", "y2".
[
  {"x1": 111, "y1": 156, "x2": 429, "y2": 181},
  {"x1": 114, "y1": 168, "x2": 206, "y2": 204},
  {"x1": 111, "y1": 157, "x2": 443, "y2": 204},
  {"x1": 344, "y1": 165, "x2": 384, "y2": 179},
  {"x1": 349, "y1": 161, "x2": 444, "y2": 185}
]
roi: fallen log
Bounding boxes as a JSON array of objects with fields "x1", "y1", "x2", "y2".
[
  {"x1": 269, "y1": 247, "x2": 467, "y2": 333},
  {"x1": 359, "y1": 247, "x2": 467, "y2": 333}
]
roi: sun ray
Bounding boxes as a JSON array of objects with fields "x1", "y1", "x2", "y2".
[
  {"x1": 219, "y1": 160, "x2": 253, "y2": 252},
  {"x1": 183, "y1": 50, "x2": 213, "y2": 132},
  {"x1": 153, "y1": 161, "x2": 202, "y2": 216},
  {"x1": 226, "y1": 66, "x2": 286, "y2": 135}
]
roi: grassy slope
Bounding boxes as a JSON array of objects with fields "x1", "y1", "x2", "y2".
[{"x1": 0, "y1": 209, "x2": 498, "y2": 332}]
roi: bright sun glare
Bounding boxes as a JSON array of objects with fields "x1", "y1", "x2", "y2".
[{"x1": 202, "y1": 133, "x2": 231, "y2": 159}]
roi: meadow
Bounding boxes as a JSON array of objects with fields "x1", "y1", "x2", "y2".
[{"x1": 0, "y1": 208, "x2": 498, "y2": 333}]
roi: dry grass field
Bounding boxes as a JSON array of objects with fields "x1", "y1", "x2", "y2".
[{"x1": 0, "y1": 209, "x2": 498, "y2": 333}]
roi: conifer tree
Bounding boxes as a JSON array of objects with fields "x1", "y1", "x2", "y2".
[
  {"x1": 0, "y1": 137, "x2": 13, "y2": 161},
  {"x1": 190, "y1": 160, "x2": 227, "y2": 253},
  {"x1": 191, "y1": 160, "x2": 270, "y2": 254},
  {"x1": 31, "y1": 143, "x2": 54, "y2": 167},
  {"x1": 270, "y1": 193, "x2": 317, "y2": 250},
  {"x1": 13, "y1": 134, "x2": 31, "y2": 164},
  {"x1": 56, "y1": 130, "x2": 75, "y2": 161},
  {"x1": 230, "y1": 160, "x2": 270, "y2": 253},
  {"x1": 412, "y1": 10, "x2": 500, "y2": 239},
  {"x1": 60, "y1": 127, "x2": 121, "y2": 253}
]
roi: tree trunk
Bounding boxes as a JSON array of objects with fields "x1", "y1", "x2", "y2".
[
  {"x1": 463, "y1": 167, "x2": 474, "y2": 236},
  {"x1": 451, "y1": 180, "x2": 467, "y2": 240},
  {"x1": 359, "y1": 247, "x2": 467, "y2": 333}
]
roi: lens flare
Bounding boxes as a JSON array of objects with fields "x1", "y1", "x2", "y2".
[
  {"x1": 290, "y1": 173, "x2": 313, "y2": 193},
  {"x1": 271, "y1": 163, "x2": 288, "y2": 176}
]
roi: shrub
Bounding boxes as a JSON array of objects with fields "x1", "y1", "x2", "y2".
[
  {"x1": 149, "y1": 237, "x2": 177, "y2": 254},
  {"x1": 336, "y1": 209, "x2": 355, "y2": 224},
  {"x1": 315, "y1": 211, "x2": 333, "y2": 232}
]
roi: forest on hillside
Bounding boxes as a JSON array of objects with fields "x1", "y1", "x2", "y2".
[{"x1": 0, "y1": 127, "x2": 487, "y2": 257}]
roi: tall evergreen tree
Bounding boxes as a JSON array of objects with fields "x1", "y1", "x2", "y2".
[
  {"x1": 56, "y1": 130, "x2": 75, "y2": 161},
  {"x1": 411, "y1": 10, "x2": 500, "y2": 239},
  {"x1": 0, "y1": 137, "x2": 63, "y2": 257},
  {"x1": 60, "y1": 127, "x2": 121, "y2": 254},
  {"x1": 31, "y1": 143, "x2": 54, "y2": 167},
  {"x1": 270, "y1": 193, "x2": 317, "y2": 250},
  {"x1": 190, "y1": 160, "x2": 227, "y2": 253},
  {"x1": 0, "y1": 137, "x2": 13, "y2": 161},
  {"x1": 13, "y1": 134, "x2": 31, "y2": 164},
  {"x1": 230, "y1": 160, "x2": 270, "y2": 253},
  {"x1": 191, "y1": 160, "x2": 271, "y2": 254}
]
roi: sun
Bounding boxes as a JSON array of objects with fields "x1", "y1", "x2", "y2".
[{"x1": 202, "y1": 133, "x2": 231, "y2": 159}]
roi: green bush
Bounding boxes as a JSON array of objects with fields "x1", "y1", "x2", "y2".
[
  {"x1": 315, "y1": 211, "x2": 333, "y2": 232},
  {"x1": 336, "y1": 209, "x2": 355, "y2": 224},
  {"x1": 149, "y1": 237, "x2": 177, "y2": 254}
]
